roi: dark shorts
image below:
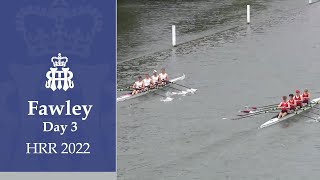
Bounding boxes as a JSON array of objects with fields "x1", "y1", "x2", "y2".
[
  {"x1": 281, "y1": 109, "x2": 288, "y2": 113},
  {"x1": 161, "y1": 80, "x2": 169, "y2": 84},
  {"x1": 303, "y1": 99, "x2": 309, "y2": 104},
  {"x1": 144, "y1": 86, "x2": 150, "y2": 89},
  {"x1": 296, "y1": 102, "x2": 303, "y2": 108}
]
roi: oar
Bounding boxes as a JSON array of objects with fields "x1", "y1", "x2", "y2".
[
  {"x1": 240, "y1": 107, "x2": 277, "y2": 113},
  {"x1": 245, "y1": 103, "x2": 278, "y2": 110},
  {"x1": 117, "y1": 88, "x2": 131, "y2": 92},
  {"x1": 237, "y1": 110, "x2": 275, "y2": 117},
  {"x1": 250, "y1": 106, "x2": 278, "y2": 111},
  {"x1": 233, "y1": 112, "x2": 279, "y2": 120},
  {"x1": 308, "y1": 111, "x2": 320, "y2": 116},
  {"x1": 117, "y1": 86, "x2": 131, "y2": 91},
  {"x1": 167, "y1": 86, "x2": 182, "y2": 91},
  {"x1": 232, "y1": 110, "x2": 278, "y2": 120},
  {"x1": 171, "y1": 82, "x2": 192, "y2": 89},
  {"x1": 152, "y1": 92, "x2": 167, "y2": 98},
  {"x1": 241, "y1": 106, "x2": 278, "y2": 112},
  {"x1": 311, "y1": 106, "x2": 320, "y2": 110}
]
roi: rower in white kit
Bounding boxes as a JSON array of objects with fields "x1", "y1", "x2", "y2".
[
  {"x1": 151, "y1": 70, "x2": 160, "y2": 88},
  {"x1": 143, "y1": 73, "x2": 154, "y2": 90},
  {"x1": 131, "y1": 76, "x2": 144, "y2": 95},
  {"x1": 159, "y1": 68, "x2": 169, "y2": 86}
]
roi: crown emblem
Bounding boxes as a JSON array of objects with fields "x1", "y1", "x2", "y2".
[
  {"x1": 52, "y1": 53, "x2": 68, "y2": 67},
  {"x1": 45, "y1": 53, "x2": 74, "y2": 91},
  {"x1": 16, "y1": 0, "x2": 103, "y2": 57}
]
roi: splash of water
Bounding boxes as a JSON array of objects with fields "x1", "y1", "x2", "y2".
[
  {"x1": 161, "y1": 97, "x2": 174, "y2": 102},
  {"x1": 187, "y1": 88, "x2": 197, "y2": 94},
  {"x1": 168, "y1": 88, "x2": 197, "y2": 96},
  {"x1": 170, "y1": 91, "x2": 188, "y2": 96},
  {"x1": 161, "y1": 88, "x2": 197, "y2": 101}
]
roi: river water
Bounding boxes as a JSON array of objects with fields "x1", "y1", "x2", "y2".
[{"x1": 117, "y1": 0, "x2": 320, "y2": 179}]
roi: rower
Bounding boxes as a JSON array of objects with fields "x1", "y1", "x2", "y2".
[
  {"x1": 302, "y1": 89, "x2": 310, "y2": 104},
  {"x1": 151, "y1": 70, "x2": 160, "y2": 88},
  {"x1": 288, "y1": 94, "x2": 297, "y2": 111},
  {"x1": 143, "y1": 73, "x2": 154, "y2": 90},
  {"x1": 293, "y1": 90, "x2": 303, "y2": 108},
  {"x1": 159, "y1": 68, "x2": 169, "y2": 86},
  {"x1": 131, "y1": 76, "x2": 144, "y2": 95},
  {"x1": 277, "y1": 96, "x2": 290, "y2": 119}
]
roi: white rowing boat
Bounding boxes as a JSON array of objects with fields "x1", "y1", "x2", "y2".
[
  {"x1": 259, "y1": 97, "x2": 320, "y2": 129},
  {"x1": 117, "y1": 74, "x2": 185, "y2": 102}
]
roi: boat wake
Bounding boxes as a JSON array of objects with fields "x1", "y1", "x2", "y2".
[
  {"x1": 187, "y1": 88, "x2": 197, "y2": 93},
  {"x1": 160, "y1": 97, "x2": 174, "y2": 102},
  {"x1": 167, "y1": 88, "x2": 197, "y2": 96},
  {"x1": 160, "y1": 88, "x2": 197, "y2": 102}
]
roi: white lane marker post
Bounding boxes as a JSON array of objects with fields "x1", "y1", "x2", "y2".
[
  {"x1": 172, "y1": 25, "x2": 176, "y2": 47},
  {"x1": 247, "y1": 5, "x2": 250, "y2": 24},
  {"x1": 309, "y1": 0, "x2": 312, "y2": 4}
]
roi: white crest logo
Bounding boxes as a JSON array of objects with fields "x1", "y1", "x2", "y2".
[{"x1": 45, "y1": 53, "x2": 74, "y2": 91}]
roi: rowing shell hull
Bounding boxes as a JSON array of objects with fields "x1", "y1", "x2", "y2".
[
  {"x1": 259, "y1": 97, "x2": 320, "y2": 129},
  {"x1": 117, "y1": 74, "x2": 185, "y2": 102}
]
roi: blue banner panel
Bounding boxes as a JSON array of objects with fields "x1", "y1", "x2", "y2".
[{"x1": 0, "y1": 0, "x2": 116, "y2": 172}]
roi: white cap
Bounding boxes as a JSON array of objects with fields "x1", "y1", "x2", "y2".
[{"x1": 153, "y1": 70, "x2": 157, "y2": 73}]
